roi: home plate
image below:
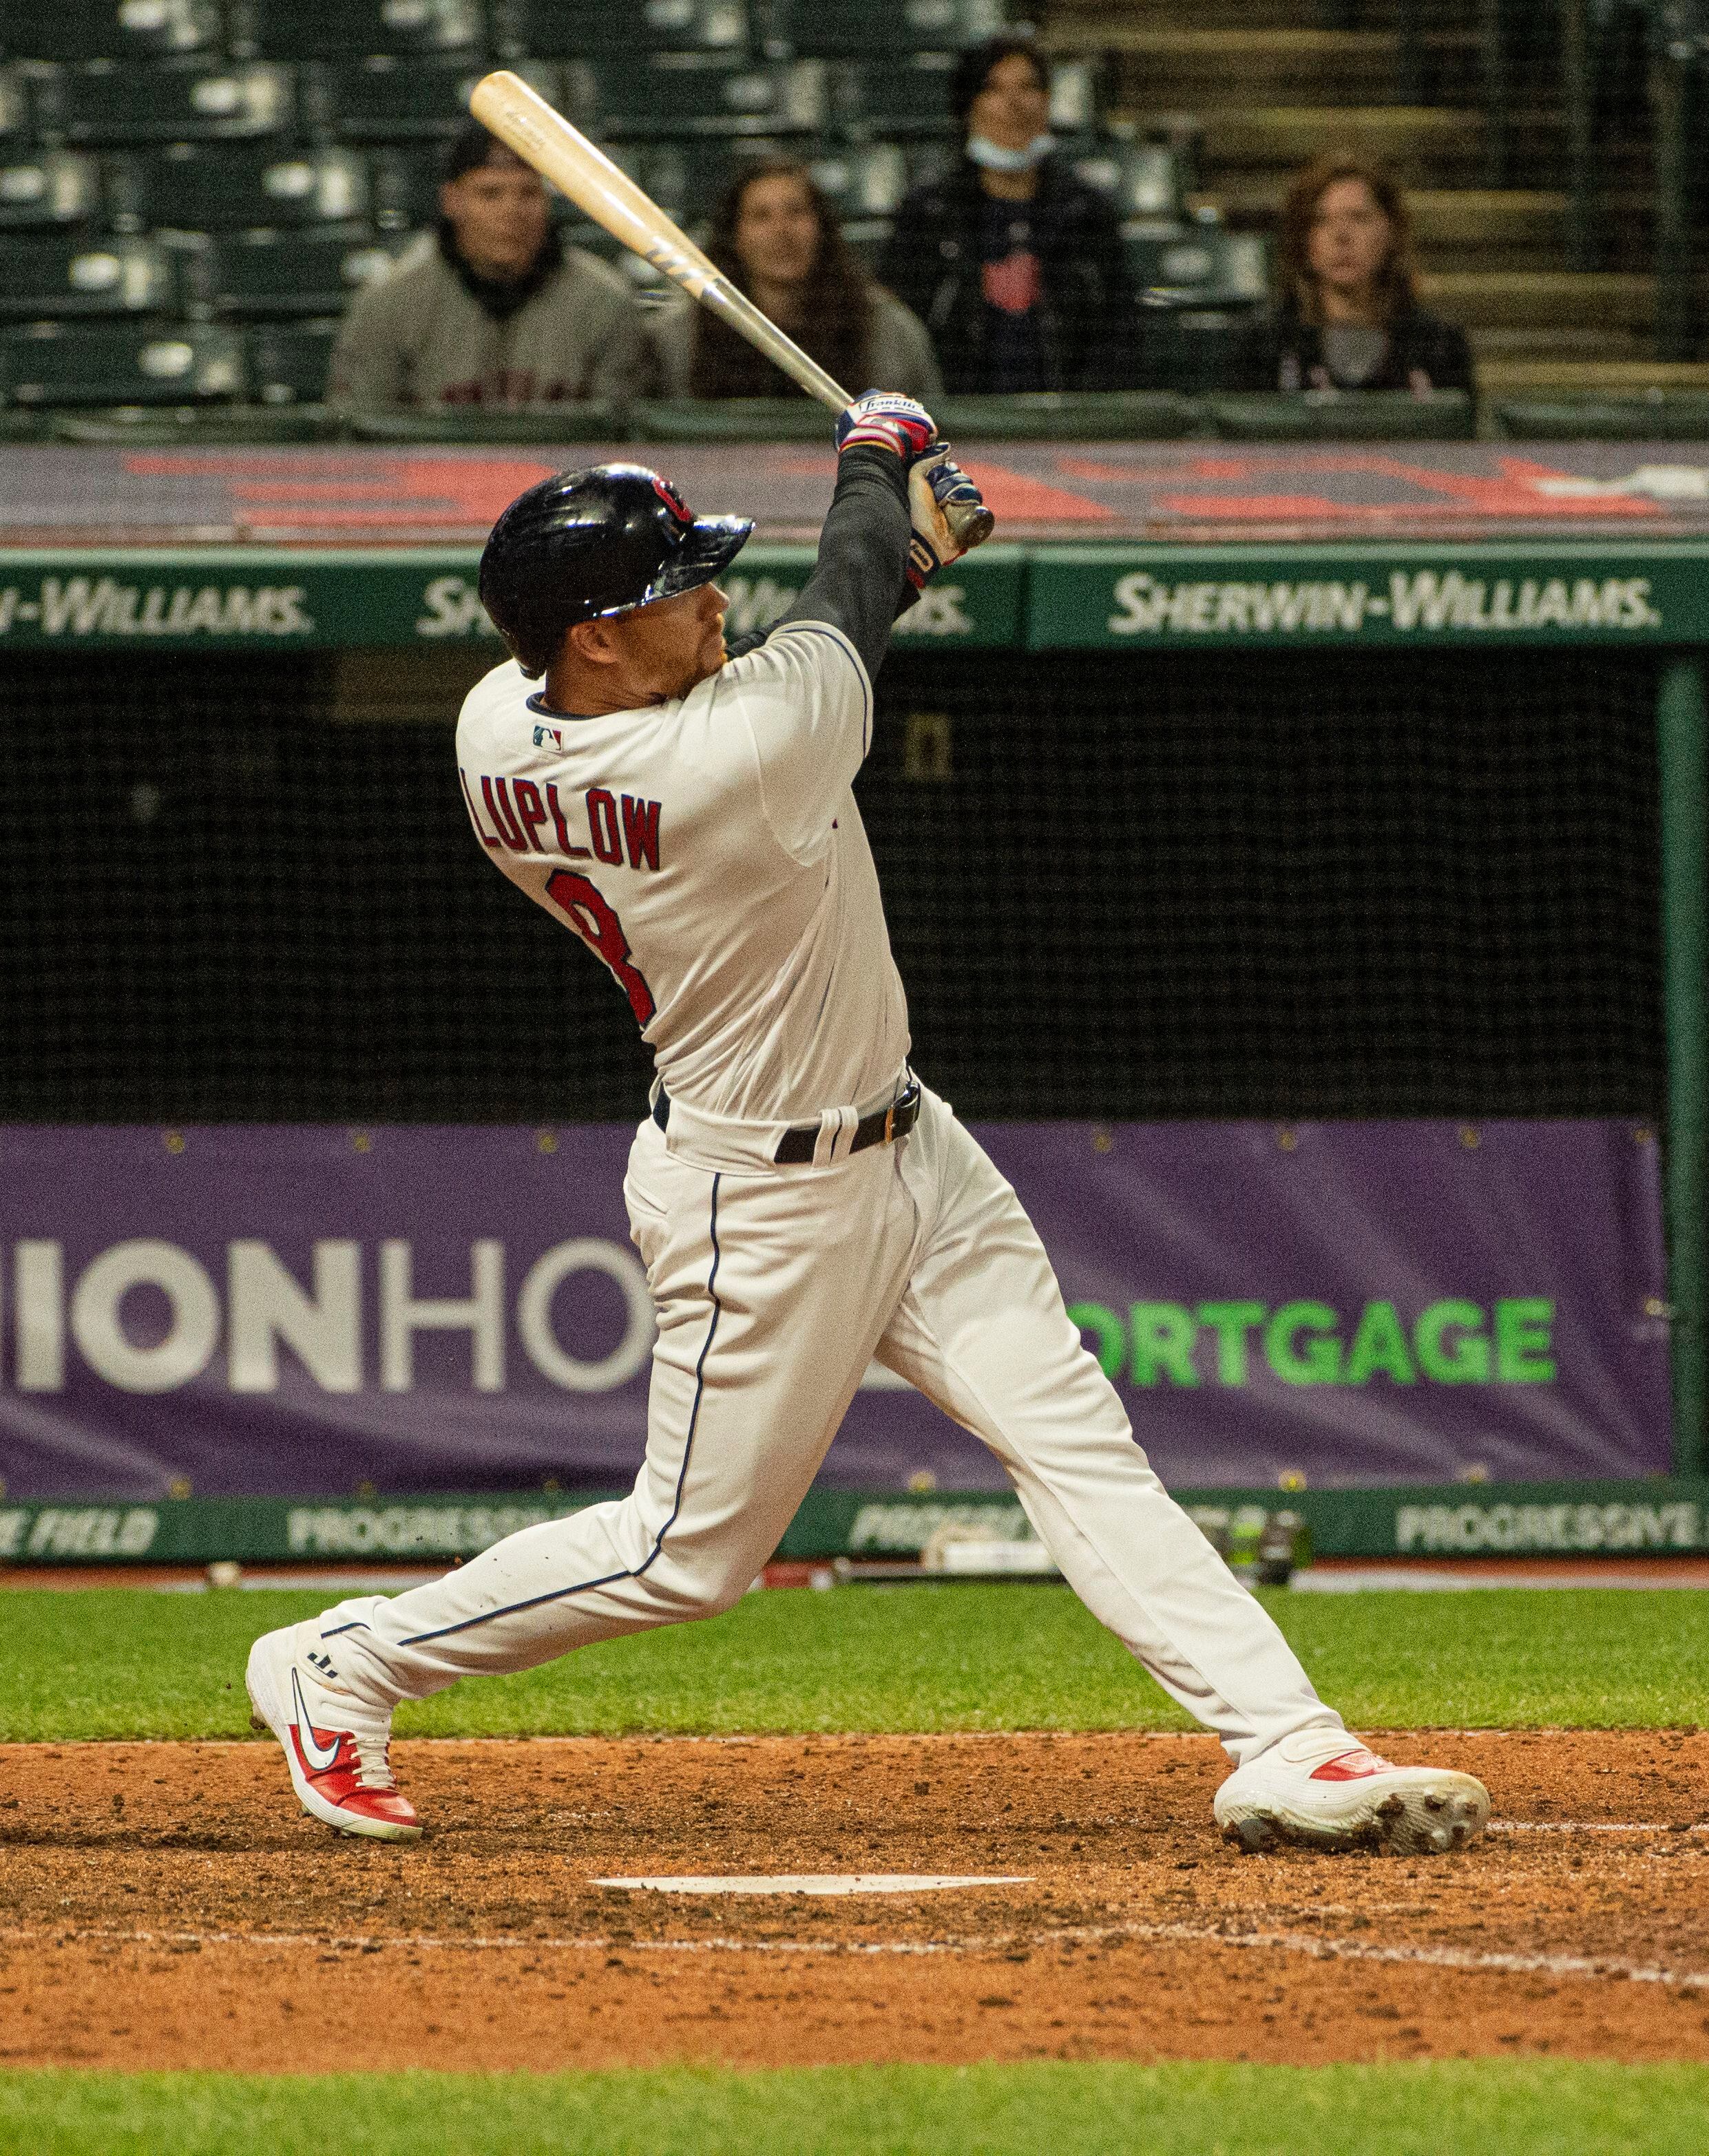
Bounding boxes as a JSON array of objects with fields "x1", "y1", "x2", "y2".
[{"x1": 591, "y1": 1874, "x2": 1033, "y2": 1896}]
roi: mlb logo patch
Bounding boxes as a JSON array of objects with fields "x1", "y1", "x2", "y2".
[{"x1": 533, "y1": 723, "x2": 563, "y2": 750}]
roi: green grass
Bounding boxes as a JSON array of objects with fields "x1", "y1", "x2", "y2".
[
  {"x1": 1, "y1": 2062, "x2": 1706, "y2": 2155},
  {"x1": 2, "y1": 1583, "x2": 1705, "y2": 1742}
]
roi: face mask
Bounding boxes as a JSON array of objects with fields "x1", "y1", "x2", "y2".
[{"x1": 966, "y1": 132, "x2": 1053, "y2": 174}]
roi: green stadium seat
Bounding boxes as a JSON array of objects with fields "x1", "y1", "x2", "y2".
[
  {"x1": 0, "y1": 152, "x2": 105, "y2": 230},
  {"x1": 1125, "y1": 226, "x2": 1269, "y2": 304},
  {"x1": 0, "y1": 406, "x2": 54, "y2": 438},
  {"x1": 50, "y1": 60, "x2": 295, "y2": 145},
  {"x1": 636, "y1": 397, "x2": 830, "y2": 441},
  {"x1": 248, "y1": 319, "x2": 341, "y2": 404},
  {"x1": 346, "y1": 404, "x2": 626, "y2": 442},
  {"x1": 930, "y1": 390, "x2": 1202, "y2": 441},
  {"x1": 3, "y1": 2, "x2": 221, "y2": 63},
  {"x1": 0, "y1": 321, "x2": 246, "y2": 405},
  {"x1": 197, "y1": 229, "x2": 402, "y2": 317},
  {"x1": 571, "y1": 56, "x2": 824, "y2": 137},
  {"x1": 224, "y1": 0, "x2": 483, "y2": 63},
  {"x1": 0, "y1": 66, "x2": 33, "y2": 148},
  {"x1": 0, "y1": 235, "x2": 177, "y2": 318},
  {"x1": 1071, "y1": 139, "x2": 1186, "y2": 230},
  {"x1": 493, "y1": 0, "x2": 751, "y2": 59},
  {"x1": 1494, "y1": 392, "x2": 1709, "y2": 440},
  {"x1": 825, "y1": 54, "x2": 957, "y2": 137},
  {"x1": 1047, "y1": 59, "x2": 1105, "y2": 140},
  {"x1": 306, "y1": 59, "x2": 560, "y2": 143},
  {"x1": 806, "y1": 142, "x2": 916, "y2": 221},
  {"x1": 116, "y1": 145, "x2": 368, "y2": 231},
  {"x1": 765, "y1": 0, "x2": 1005, "y2": 59},
  {"x1": 1205, "y1": 390, "x2": 1477, "y2": 443},
  {"x1": 1137, "y1": 297, "x2": 1255, "y2": 395}
]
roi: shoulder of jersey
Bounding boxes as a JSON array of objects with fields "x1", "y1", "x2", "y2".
[{"x1": 457, "y1": 657, "x2": 530, "y2": 743}]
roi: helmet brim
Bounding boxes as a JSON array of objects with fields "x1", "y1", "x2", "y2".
[{"x1": 611, "y1": 515, "x2": 755, "y2": 615}]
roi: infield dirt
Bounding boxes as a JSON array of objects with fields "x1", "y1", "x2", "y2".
[{"x1": 1, "y1": 1731, "x2": 1706, "y2": 2071}]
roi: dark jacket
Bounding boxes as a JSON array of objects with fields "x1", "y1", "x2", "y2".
[
  {"x1": 879, "y1": 155, "x2": 1140, "y2": 394},
  {"x1": 1235, "y1": 299, "x2": 1476, "y2": 397}
]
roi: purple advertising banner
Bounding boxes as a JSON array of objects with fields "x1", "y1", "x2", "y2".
[{"x1": 0, "y1": 1120, "x2": 1671, "y2": 1499}]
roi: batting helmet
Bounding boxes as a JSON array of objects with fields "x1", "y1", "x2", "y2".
[{"x1": 478, "y1": 463, "x2": 754, "y2": 678}]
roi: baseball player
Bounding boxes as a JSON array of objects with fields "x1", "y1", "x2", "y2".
[{"x1": 247, "y1": 394, "x2": 1489, "y2": 1858}]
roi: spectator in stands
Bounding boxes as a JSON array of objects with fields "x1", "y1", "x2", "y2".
[
  {"x1": 879, "y1": 32, "x2": 1139, "y2": 394},
  {"x1": 1235, "y1": 156, "x2": 1476, "y2": 396},
  {"x1": 329, "y1": 123, "x2": 649, "y2": 411},
  {"x1": 649, "y1": 158, "x2": 940, "y2": 401}
]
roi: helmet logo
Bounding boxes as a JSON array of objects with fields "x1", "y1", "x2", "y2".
[{"x1": 651, "y1": 474, "x2": 692, "y2": 525}]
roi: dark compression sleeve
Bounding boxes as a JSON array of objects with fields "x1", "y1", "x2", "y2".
[{"x1": 774, "y1": 443, "x2": 914, "y2": 681}]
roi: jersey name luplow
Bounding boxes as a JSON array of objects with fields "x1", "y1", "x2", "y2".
[{"x1": 461, "y1": 770, "x2": 663, "y2": 872}]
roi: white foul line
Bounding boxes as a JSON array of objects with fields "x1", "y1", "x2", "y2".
[
  {"x1": 4, "y1": 1921, "x2": 1706, "y2": 1992},
  {"x1": 1488, "y1": 1821, "x2": 1709, "y2": 1836},
  {"x1": 590, "y1": 1874, "x2": 1034, "y2": 1895}
]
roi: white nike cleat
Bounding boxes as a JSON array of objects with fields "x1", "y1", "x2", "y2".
[
  {"x1": 1213, "y1": 1726, "x2": 1489, "y2": 1855},
  {"x1": 245, "y1": 1623, "x2": 422, "y2": 1842}
]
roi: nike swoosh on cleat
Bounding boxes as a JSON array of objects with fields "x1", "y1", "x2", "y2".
[{"x1": 291, "y1": 1667, "x2": 346, "y2": 1773}]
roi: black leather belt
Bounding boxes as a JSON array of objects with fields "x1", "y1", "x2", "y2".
[{"x1": 652, "y1": 1076, "x2": 922, "y2": 1165}]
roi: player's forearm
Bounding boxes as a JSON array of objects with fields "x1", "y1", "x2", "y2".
[{"x1": 778, "y1": 447, "x2": 913, "y2": 680}]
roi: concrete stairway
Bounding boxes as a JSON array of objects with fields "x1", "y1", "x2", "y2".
[{"x1": 1040, "y1": 0, "x2": 1709, "y2": 397}]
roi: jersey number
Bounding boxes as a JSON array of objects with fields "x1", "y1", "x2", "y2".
[{"x1": 545, "y1": 870, "x2": 657, "y2": 1028}]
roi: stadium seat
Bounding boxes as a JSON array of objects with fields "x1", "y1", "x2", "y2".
[
  {"x1": 0, "y1": 235, "x2": 177, "y2": 318},
  {"x1": 224, "y1": 0, "x2": 484, "y2": 62},
  {"x1": 1494, "y1": 392, "x2": 1709, "y2": 440},
  {"x1": 825, "y1": 54, "x2": 958, "y2": 138},
  {"x1": 49, "y1": 61, "x2": 295, "y2": 145},
  {"x1": 764, "y1": 0, "x2": 1004, "y2": 59},
  {"x1": 1072, "y1": 140, "x2": 1186, "y2": 231},
  {"x1": 346, "y1": 404, "x2": 625, "y2": 442},
  {"x1": 0, "y1": 152, "x2": 105, "y2": 231},
  {"x1": 114, "y1": 145, "x2": 368, "y2": 231},
  {"x1": 306, "y1": 58, "x2": 560, "y2": 143},
  {"x1": 930, "y1": 390, "x2": 1202, "y2": 441},
  {"x1": 569, "y1": 55, "x2": 825, "y2": 138},
  {"x1": 248, "y1": 319, "x2": 341, "y2": 405},
  {"x1": 0, "y1": 67, "x2": 33, "y2": 148},
  {"x1": 807, "y1": 142, "x2": 921, "y2": 222},
  {"x1": 2, "y1": 2, "x2": 221, "y2": 63},
  {"x1": 492, "y1": 0, "x2": 750, "y2": 59},
  {"x1": 636, "y1": 397, "x2": 832, "y2": 441},
  {"x1": 1125, "y1": 227, "x2": 1269, "y2": 306},
  {"x1": 196, "y1": 229, "x2": 402, "y2": 317},
  {"x1": 1137, "y1": 298, "x2": 1255, "y2": 396},
  {"x1": 1047, "y1": 59, "x2": 1105, "y2": 141},
  {"x1": 0, "y1": 321, "x2": 246, "y2": 405},
  {"x1": 1204, "y1": 390, "x2": 1477, "y2": 442}
]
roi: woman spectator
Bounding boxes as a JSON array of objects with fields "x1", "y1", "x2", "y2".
[
  {"x1": 879, "y1": 32, "x2": 1138, "y2": 394},
  {"x1": 1236, "y1": 156, "x2": 1475, "y2": 395},
  {"x1": 649, "y1": 158, "x2": 940, "y2": 401}
]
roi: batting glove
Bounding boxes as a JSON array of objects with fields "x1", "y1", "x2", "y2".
[
  {"x1": 835, "y1": 390, "x2": 938, "y2": 463},
  {"x1": 905, "y1": 448, "x2": 989, "y2": 590}
]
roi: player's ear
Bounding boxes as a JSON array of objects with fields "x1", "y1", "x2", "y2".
[{"x1": 565, "y1": 618, "x2": 622, "y2": 667}]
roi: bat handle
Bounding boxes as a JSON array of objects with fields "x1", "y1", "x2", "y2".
[{"x1": 944, "y1": 499, "x2": 996, "y2": 550}]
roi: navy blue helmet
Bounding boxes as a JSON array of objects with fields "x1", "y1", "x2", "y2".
[{"x1": 478, "y1": 463, "x2": 753, "y2": 678}]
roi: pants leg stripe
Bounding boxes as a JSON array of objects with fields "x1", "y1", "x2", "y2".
[{"x1": 387, "y1": 1173, "x2": 725, "y2": 1648}]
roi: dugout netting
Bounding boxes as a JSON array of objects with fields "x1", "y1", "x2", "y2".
[{"x1": 0, "y1": 646, "x2": 1667, "y2": 1124}]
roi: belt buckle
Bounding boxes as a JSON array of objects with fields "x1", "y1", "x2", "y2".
[{"x1": 883, "y1": 1102, "x2": 895, "y2": 1144}]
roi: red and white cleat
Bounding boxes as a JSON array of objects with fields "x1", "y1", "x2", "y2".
[
  {"x1": 245, "y1": 1623, "x2": 421, "y2": 1842},
  {"x1": 1213, "y1": 1726, "x2": 1489, "y2": 1855}
]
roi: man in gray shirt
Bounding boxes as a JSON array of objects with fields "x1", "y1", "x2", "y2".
[{"x1": 330, "y1": 122, "x2": 649, "y2": 412}]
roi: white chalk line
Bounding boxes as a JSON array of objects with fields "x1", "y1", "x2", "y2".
[
  {"x1": 1489, "y1": 1821, "x2": 1709, "y2": 1836},
  {"x1": 5, "y1": 1921, "x2": 1705, "y2": 1993}
]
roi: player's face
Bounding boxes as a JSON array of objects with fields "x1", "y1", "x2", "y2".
[
  {"x1": 968, "y1": 53, "x2": 1051, "y2": 151},
  {"x1": 1307, "y1": 178, "x2": 1394, "y2": 308},
  {"x1": 607, "y1": 580, "x2": 732, "y2": 702},
  {"x1": 440, "y1": 154, "x2": 552, "y2": 283},
  {"x1": 733, "y1": 173, "x2": 822, "y2": 293}
]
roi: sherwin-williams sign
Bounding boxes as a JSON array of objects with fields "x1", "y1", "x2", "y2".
[{"x1": 0, "y1": 1119, "x2": 1670, "y2": 1499}]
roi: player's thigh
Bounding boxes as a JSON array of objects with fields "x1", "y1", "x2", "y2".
[
  {"x1": 878, "y1": 1097, "x2": 1129, "y2": 1459},
  {"x1": 627, "y1": 1121, "x2": 919, "y2": 1515}
]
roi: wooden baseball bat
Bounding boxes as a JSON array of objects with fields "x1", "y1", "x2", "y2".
[{"x1": 467, "y1": 70, "x2": 994, "y2": 551}]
